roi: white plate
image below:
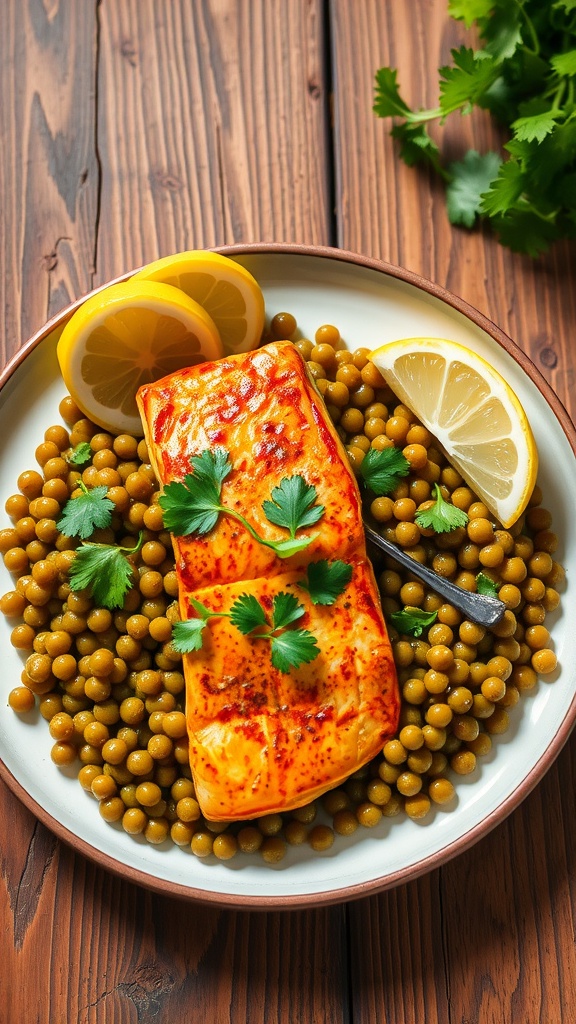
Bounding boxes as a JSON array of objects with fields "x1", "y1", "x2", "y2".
[{"x1": 1, "y1": 245, "x2": 575, "y2": 908}]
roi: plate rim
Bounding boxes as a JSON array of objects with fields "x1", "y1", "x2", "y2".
[{"x1": 1, "y1": 242, "x2": 576, "y2": 910}]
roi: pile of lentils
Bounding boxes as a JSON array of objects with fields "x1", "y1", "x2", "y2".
[{"x1": 0, "y1": 314, "x2": 562, "y2": 864}]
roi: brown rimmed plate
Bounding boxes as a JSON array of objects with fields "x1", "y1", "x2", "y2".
[{"x1": 1, "y1": 243, "x2": 575, "y2": 909}]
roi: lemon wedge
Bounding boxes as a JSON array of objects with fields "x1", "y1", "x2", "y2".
[
  {"x1": 369, "y1": 337, "x2": 538, "y2": 528},
  {"x1": 133, "y1": 250, "x2": 265, "y2": 355},
  {"x1": 57, "y1": 280, "x2": 223, "y2": 435}
]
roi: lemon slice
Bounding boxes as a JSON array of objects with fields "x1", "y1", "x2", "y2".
[
  {"x1": 57, "y1": 280, "x2": 223, "y2": 435},
  {"x1": 133, "y1": 250, "x2": 265, "y2": 355},
  {"x1": 369, "y1": 337, "x2": 538, "y2": 528}
]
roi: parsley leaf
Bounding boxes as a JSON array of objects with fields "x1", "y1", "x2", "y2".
[
  {"x1": 373, "y1": 67, "x2": 413, "y2": 119},
  {"x1": 480, "y1": 160, "x2": 525, "y2": 216},
  {"x1": 229, "y1": 593, "x2": 269, "y2": 634},
  {"x1": 160, "y1": 450, "x2": 322, "y2": 558},
  {"x1": 511, "y1": 108, "x2": 563, "y2": 144},
  {"x1": 67, "y1": 442, "x2": 93, "y2": 466},
  {"x1": 415, "y1": 484, "x2": 469, "y2": 533},
  {"x1": 159, "y1": 448, "x2": 232, "y2": 536},
  {"x1": 262, "y1": 475, "x2": 324, "y2": 537},
  {"x1": 271, "y1": 591, "x2": 306, "y2": 630},
  {"x1": 270, "y1": 629, "x2": 320, "y2": 673},
  {"x1": 390, "y1": 606, "x2": 438, "y2": 637},
  {"x1": 360, "y1": 446, "x2": 411, "y2": 496},
  {"x1": 439, "y1": 47, "x2": 499, "y2": 116},
  {"x1": 230, "y1": 590, "x2": 318, "y2": 672},
  {"x1": 476, "y1": 571, "x2": 499, "y2": 598},
  {"x1": 299, "y1": 559, "x2": 353, "y2": 605},
  {"x1": 68, "y1": 533, "x2": 142, "y2": 609},
  {"x1": 446, "y1": 150, "x2": 502, "y2": 227},
  {"x1": 172, "y1": 616, "x2": 210, "y2": 653},
  {"x1": 57, "y1": 482, "x2": 114, "y2": 540}
]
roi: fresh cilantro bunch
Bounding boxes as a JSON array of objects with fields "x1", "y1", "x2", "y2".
[{"x1": 374, "y1": 0, "x2": 576, "y2": 255}]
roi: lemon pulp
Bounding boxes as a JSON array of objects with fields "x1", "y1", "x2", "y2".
[
  {"x1": 369, "y1": 337, "x2": 538, "y2": 528},
  {"x1": 134, "y1": 250, "x2": 265, "y2": 355}
]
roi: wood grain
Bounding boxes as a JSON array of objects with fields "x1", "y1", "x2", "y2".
[
  {"x1": 2, "y1": 0, "x2": 576, "y2": 1022},
  {"x1": 0, "y1": 0, "x2": 99, "y2": 359},
  {"x1": 1, "y1": 3, "x2": 346, "y2": 1023},
  {"x1": 331, "y1": 1, "x2": 576, "y2": 1021},
  {"x1": 94, "y1": 0, "x2": 332, "y2": 282}
]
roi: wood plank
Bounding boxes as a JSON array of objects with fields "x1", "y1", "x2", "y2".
[
  {"x1": 95, "y1": 0, "x2": 332, "y2": 282},
  {"x1": 1, "y1": 3, "x2": 348, "y2": 1023},
  {"x1": 330, "y1": 1, "x2": 576, "y2": 1021},
  {"x1": 0, "y1": 0, "x2": 99, "y2": 360}
]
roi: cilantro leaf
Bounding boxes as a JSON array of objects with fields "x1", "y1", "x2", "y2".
[
  {"x1": 390, "y1": 606, "x2": 438, "y2": 637},
  {"x1": 172, "y1": 617, "x2": 209, "y2": 653},
  {"x1": 373, "y1": 67, "x2": 412, "y2": 119},
  {"x1": 476, "y1": 571, "x2": 499, "y2": 598},
  {"x1": 271, "y1": 591, "x2": 306, "y2": 630},
  {"x1": 160, "y1": 450, "x2": 322, "y2": 558},
  {"x1": 415, "y1": 484, "x2": 469, "y2": 533},
  {"x1": 480, "y1": 160, "x2": 525, "y2": 216},
  {"x1": 360, "y1": 446, "x2": 411, "y2": 496},
  {"x1": 68, "y1": 535, "x2": 142, "y2": 609},
  {"x1": 229, "y1": 594, "x2": 268, "y2": 634},
  {"x1": 511, "y1": 109, "x2": 562, "y2": 144},
  {"x1": 57, "y1": 482, "x2": 114, "y2": 540},
  {"x1": 491, "y1": 207, "x2": 560, "y2": 256},
  {"x1": 448, "y1": 0, "x2": 494, "y2": 29},
  {"x1": 391, "y1": 123, "x2": 444, "y2": 174},
  {"x1": 270, "y1": 629, "x2": 320, "y2": 673},
  {"x1": 446, "y1": 150, "x2": 502, "y2": 227},
  {"x1": 229, "y1": 591, "x2": 319, "y2": 673},
  {"x1": 159, "y1": 448, "x2": 232, "y2": 536},
  {"x1": 439, "y1": 47, "x2": 499, "y2": 116},
  {"x1": 550, "y1": 50, "x2": 576, "y2": 76},
  {"x1": 190, "y1": 447, "x2": 232, "y2": 489},
  {"x1": 262, "y1": 475, "x2": 324, "y2": 537},
  {"x1": 67, "y1": 442, "x2": 92, "y2": 466},
  {"x1": 299, "y1": 559, "x2": 353, "y2": 605}
]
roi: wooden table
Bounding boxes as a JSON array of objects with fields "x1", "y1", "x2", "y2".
[{"x1": 2, "y1": 2, "x2": 576, "y2": 1020}]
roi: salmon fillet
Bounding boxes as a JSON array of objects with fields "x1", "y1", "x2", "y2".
[{"x1": 137, "y1": 341, "x2": 400, "y2": 820}]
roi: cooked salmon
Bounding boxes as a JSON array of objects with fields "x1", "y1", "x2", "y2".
[{"x1": 137, "y1": 341, "x2": 400, "y2": 820}]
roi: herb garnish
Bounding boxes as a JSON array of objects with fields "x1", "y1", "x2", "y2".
[
  {"x1": 159, "y1": 448, "x2": 324, "y2": 556},
  {"x1": 373, "y1": 1, "x2": 576, "y2": 255},
  {"x1": 476, "y1": 571, "x2": 499, "y2": 599},
  {"x1": 415, "y1": 484, "x2": 469, "y2": 534},
  {"x1": 172, "y1": 591, "x2": 320, "y2": 673},
  {"x1": 359, "y1": 446, "x2": 410, "y2": 495},
  {"x1": 68, "y1": 532, "x2": 143, "y2": 609},
  {"x1": 67, "y1": 441, "x2": 93, "y2": 467},
  {"x1": 57, "y1": 482, "x2": 114, "y2": 539},
  {"x1": 299, "y1": 559, "x2": 353, "y2": 605},
  {"x1": 390, "y1": 606, "x2": 438, "y2": 637}
]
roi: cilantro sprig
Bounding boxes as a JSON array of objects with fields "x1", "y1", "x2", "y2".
[
  {"x1": 374, "y1": 1, "x2": 576, "y2": 255},
  {"x1": 68, "y1": 533, "x2": 143, "y2": 610},
  {"x1": 66, "y1": 441, "x2": 93, "y2": 467},
  {"x1": 57, "y1": 481, "x2": 114, "y2": 540},
  {"x1": 360, "y1": 446, "x2": 410, "y2": 496},
  {"x1": 390, "y1": 606, "x2": 438, "y2": 637},
  {"x1": 172, "y1": 591, "x2": 320, "y2": 673},
  {"x1": 171, "y1": 559, "x2": 351, "y2": 668},
  {"x1": 476, "y1": 571, "x2": 499, "y2": 598},
  {"x1": 159, "y1": 449, "x2": 324, "y2": 557},
  {"x1": 415, "y1": 484, "x2": 469, "y2": 534}
]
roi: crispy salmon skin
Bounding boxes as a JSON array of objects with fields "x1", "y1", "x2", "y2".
[{"x1": 137, "y1": 341, "x2": 400, "y2": 820}]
